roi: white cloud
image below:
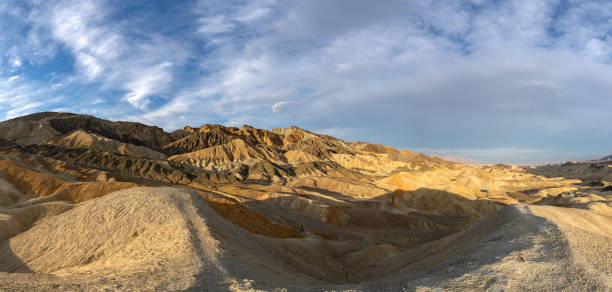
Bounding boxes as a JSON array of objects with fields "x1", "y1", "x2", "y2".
[
  {"x1": 122, "y1": 62, "x2": 173, "y2": 109},
  {"x1": 271, "y1": 100, "x2": 288, "y2": 112},
  {"x1": 6, "y1": 101, "x2": 44, "y2": 119},
  {"x1": 75, "y1": 52, "x2": 103, "y2": 80},
  {"x1": 236, "y1": 7, "x2": 271, "y2": 22},
  {"x1": 91, "y1": 98, "x2": 104, "y2": 105},
  {"x1": 0, "y1": 72, "x2": 55, "y2": 119},
  {"x1": 32, "y1": 0, "x2": 188, "y2": 109},
  {"x1": 195, "y1": 0, "x2": 276, "y2": 37},
  {"x1": 130, "y1": 95, "x2": 196, "y2": 130},
  {"x1": 584, "y1": 38, "x2": 611, "y2": 61},
  {"x1": 10, "y1": 58, "x2": 22, "y2": 69},
  {"x1": 48, "y1": 0, "x2": 114, "y2": 80},
  {"x1": 198, "y1": 15, "x2": 235, "y2": 35}
]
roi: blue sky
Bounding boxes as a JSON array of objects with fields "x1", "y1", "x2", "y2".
[{"x1": 1, "y1": 0, "x2": 612, "y2": 164}]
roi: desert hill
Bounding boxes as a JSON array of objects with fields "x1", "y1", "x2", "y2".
[
  {"x1": 598, "y1": 154, "x2": 612, "y2": 161},
  {"x1": 46, "y1": 129, "x2": 167, "y2": 160},
  {"x1": 0, "y1": 112, "x2": 610, "y2": 290}
]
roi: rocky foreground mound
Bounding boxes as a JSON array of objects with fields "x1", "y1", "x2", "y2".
[{"x1": 0, "y1": 112, "x2": 611, "y2": 290}]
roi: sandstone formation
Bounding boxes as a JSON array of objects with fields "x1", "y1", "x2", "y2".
[{"x1": 0, "y1": 112, "x2": 610, "y2": 290}]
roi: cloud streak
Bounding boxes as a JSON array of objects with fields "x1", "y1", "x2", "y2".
[{"x1": 27, "y1": 0, "x2": 190, "y2": 109}]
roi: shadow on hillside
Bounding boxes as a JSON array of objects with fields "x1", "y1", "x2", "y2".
[
  {"x1": 361, "y1": 205, "x2": 574, "y2": 291},
  {"x1": 295, "y1": 185, "x2": 371, "y2": 202},
  {"x1": 188, "y1": 185, "x2": 575, "y2": 289},
  {"x1": 523, "y1": 163, "x2": 611, "y2": 186},
  {"x1": 226, "y1": 186, "x2": 508, "y2": 241},
  {"x1": 0, "y1": 240, "x2": 33, "y2": 273},
  {"x1": 190, "y1": 189, "x2": 568, "y2": 288}
]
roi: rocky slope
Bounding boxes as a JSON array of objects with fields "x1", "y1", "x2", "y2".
[{"x1": 0, "y1": 112, "x2": 610, "y2": 290}]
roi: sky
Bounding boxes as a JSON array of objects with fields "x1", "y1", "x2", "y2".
[{"x1": 1, "y1": 0, "x2": 612, "y2": 164}]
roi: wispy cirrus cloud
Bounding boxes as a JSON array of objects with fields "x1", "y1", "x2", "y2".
[
  {"x1": 5, "y1": 0, "x2": 191, "y2": 110},
  {"x1": 0, "y1": 71, "x2": 65, "y2": 119}
]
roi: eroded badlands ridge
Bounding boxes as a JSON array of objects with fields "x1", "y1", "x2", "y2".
[{"x1": 0, "y1": 112, "x2": 610, "y2": 290}]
